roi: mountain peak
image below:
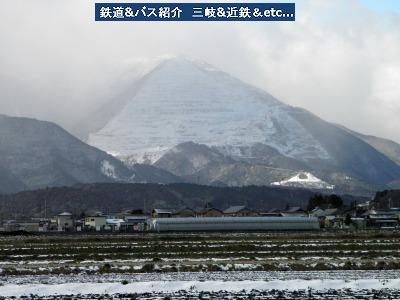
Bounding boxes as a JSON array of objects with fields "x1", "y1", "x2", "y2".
[{"x1": 157, "y1": 55, "x2": 220, "y2": 72}]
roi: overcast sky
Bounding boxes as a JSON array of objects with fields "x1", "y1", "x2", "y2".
[{"x1": 0, "y1": 0, "x2": 399, "y2": 142}]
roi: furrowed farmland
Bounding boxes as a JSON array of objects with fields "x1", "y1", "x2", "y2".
[
  {"x1": 1, "y1": 232, "x2": 400, "y2": 275},
  {"x1": 1, "y1": 231, "x2": 400, "y2": 298}
]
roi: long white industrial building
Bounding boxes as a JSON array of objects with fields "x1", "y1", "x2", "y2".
[{"x1": 149, "y1": 216, "x2": 320, "y2": 232}]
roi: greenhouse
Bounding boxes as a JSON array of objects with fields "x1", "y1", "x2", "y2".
[{"x1": 149, "y1": 216, "x2": 320, "y2": 232}]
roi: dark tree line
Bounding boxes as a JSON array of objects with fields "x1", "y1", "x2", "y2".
[{"x1": 307, "y1": 194, "x2": 343, "y2": 211}]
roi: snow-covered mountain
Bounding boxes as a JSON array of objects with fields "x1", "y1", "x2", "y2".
[
  {"x1": 88, "y1": 57, "x2": 329, "y2": 164},
  {"x1": 84, "y1": 56, "x2": 400, "y2": 192},
  {"x1": 272, "y1": 172, "x2": 335, "y2": 190}
]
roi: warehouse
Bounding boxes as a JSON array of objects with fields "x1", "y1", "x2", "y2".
[{"x1": 149, "y1": 216, "x2": 320, "y2": 232}]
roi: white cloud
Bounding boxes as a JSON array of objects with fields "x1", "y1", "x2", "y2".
[{"x1": 236, "y1": 0, "x2": 400, "y2": 140}]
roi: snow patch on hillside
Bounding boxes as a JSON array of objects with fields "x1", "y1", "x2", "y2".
[
  {"x1": 100, "y1": 160, "x2": 118, "y2": 179},
  {"x1": 272, "y1": 172, "x2": 334, "y2": 190},
  {"x1": 121, "y1": 147, "x2": 169, "y2": 165}
]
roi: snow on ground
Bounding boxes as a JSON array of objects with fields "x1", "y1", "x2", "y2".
[
  {"x1": 1, "y1": 271, "x2": 400, "y2": 297},
  {"x1": 0, "y1": 278, "x2": 399, "y2": 297}
]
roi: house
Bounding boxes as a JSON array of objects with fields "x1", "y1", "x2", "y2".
[
  {"x1": 85, "y1": 214, "x2": 107, "y2": 231},
  {"x1": 357, "y1": 201, "x2": 371, "y2": 210},
  {"x1": 172, "y1": 208, "x2": 196, "y2": 218},
  {"x1": 121, "y1": 215, "x2": 149, "y2": 231},
  {"x1": 259, "y1": 208, "x2": 283, "y2": 217},
  {"x1": 197, "y1": 207, "x2": 224, "y2": 217},
  {"x1": 310, "y1": 207, "x2": 324, "y2": 216},
  {"x1": 74, "y1": 219, "x2": 84, "y2": 232},
  {"x1": 363, "y1": 210, "x2": 399, "y2": 229},
  {"x1": 311, "y1": 208, "x2": 338, "y2": 218},
  {"x1": 281, "y1": 206, "x2": 307, "y2": 217},
  {"x1": 223, "y1": 206, "x2": 257, "y2": 217},
  {"x1": 56, "y1": 212, "x2": 74, "y2": 232},
  {"x1": 106, "y1": 218, "x2": 125, "y2": 231},
  {"x1": 152, "y1": 209, "x2": 172, "y2": 218},
  {"x1": 310, "y1": 208, "x2": 338, "y2": 228}
]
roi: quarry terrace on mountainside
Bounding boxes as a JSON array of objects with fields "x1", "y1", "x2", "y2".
[{"x1": 84, "y1": 57, "x2": 400, "y2": 191}]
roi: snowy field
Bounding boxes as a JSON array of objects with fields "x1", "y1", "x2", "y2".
[
  {"x1": 1, "y1": 271, "x2": 400, "y2": 298},
  {"x1": 0, "y1": 232, "x2": 400, "y2": 298}
]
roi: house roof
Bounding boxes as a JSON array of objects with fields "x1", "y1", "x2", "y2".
[
  {"x1": 125, "y1": 215, "x2": 149, "y2": 221},
  {"x1": 313, "y1": 208, "x2": 338, "y2": 217},
  {"x1": 173, "y1": 207, "x2": 195, "y2": 214},
  {"x1": 362, "y1": 210, "x2": 399, "y2": 217},
  {"x1": 368, "y1": 215, "x2": 399, "y2": 220},
  {"x1": 153, "y1": 209, "x2": 173, "y2": 214},
  {"x1": 86, "y1": 214, "x2": 106, "y2": 218},
  {"x1": 106, "y1": 219, "x2": 125, "y2": 224},
  {"x1": 198, "y1": 207, "x2": 223, "y2": 214},
  {"x1": 286, "y1": 207, "x2": 303, "y2": 213},
  {"x1": 281, "y1": 212, "x2": 307, "y2": 217},
  {"x1": 223, "y1": 205, "x2": 248, "y2": 214},
  {"x1": 58, "y1": 212, "x2": 72, "y2": 216},
  {"x1": 311, "y1": 208, "x2": 324, "y2": 215}
]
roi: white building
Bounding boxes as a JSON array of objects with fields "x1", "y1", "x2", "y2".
[
  {"x1": 85, "y1": 214, "x2": 107, "y2": 231},
  {"x1": 56, "y1": 212, "x2": 74, "y2": 231}
]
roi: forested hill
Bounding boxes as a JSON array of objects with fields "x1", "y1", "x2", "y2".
[{"x1": 0, "y1": 183, "x2": 367, "y2": 219}]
